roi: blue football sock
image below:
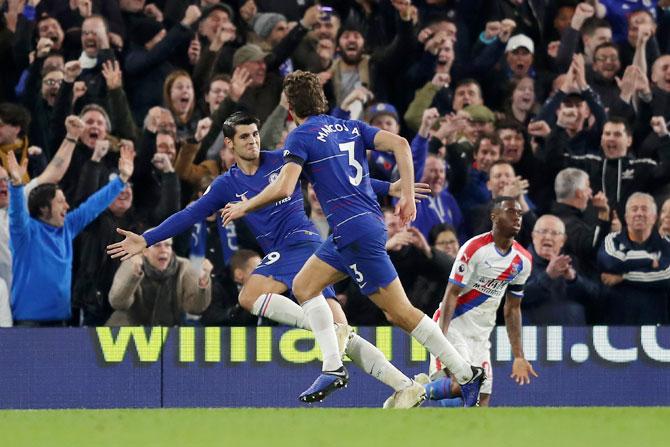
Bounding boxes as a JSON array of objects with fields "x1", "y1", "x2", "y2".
[
  {"x1": 424, "y1": 377, "x2": 452, "y2": 400},
  {"x1": 437, "y1": 397, "x2": 464, "y2": 407}
]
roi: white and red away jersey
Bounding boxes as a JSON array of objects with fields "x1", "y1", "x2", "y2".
[{"x1": 442, "y1": 232, "x2": 532, "y2": 341}]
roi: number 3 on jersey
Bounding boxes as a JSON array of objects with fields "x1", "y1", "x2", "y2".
[
  {"x1": 349, "y1": 263, "x2": 365, "y2": 285},
  {"x1": 339, "y1": 142, "x2": 362, "y2": 186}
]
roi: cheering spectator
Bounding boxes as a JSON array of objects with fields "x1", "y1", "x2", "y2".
[
  {"x1": 413, "y1": 154, "x2": 463, "y2": 240},
  {"x1": 0, "y1": 116, "x2": 85, "y2": 292},
  {"x1": 469, "y1": 160, "x2": 537, "y2": 247},
  {"x1": 550, "y1": 167, "x2": 611, "y2": 281},
  {"x1": 598, "y1": 192, "x2": 670, "y2": 325},
  {"x1": 106, "y1": 238, "x2": 212, "y2": 326},
  {"x1": 6, "y1": 142, "x2": 133, "y2": 326},
  {"x1": 0, "y1": 103, "x2": 32, "y2": 182},
  {"x1": 544, "y1": 117, "x2": 670, "y2": 217},
  {"x1": 124, "y1": 5, "x2": 200, "y2": 124}
]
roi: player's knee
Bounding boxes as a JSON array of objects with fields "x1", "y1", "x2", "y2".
[
  {"x1": 237, "y1": 287, "x2": 256, "y2": 311},
  {"x1": 292, "y1": 275, "x2": 316, "y2": 302}
]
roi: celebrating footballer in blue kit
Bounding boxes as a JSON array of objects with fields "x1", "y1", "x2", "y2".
[
  {"x1": 107, "y1": 111, "x2": 433, "y2": 408},
  {"x1": 220, "y1": 71, "x2": 486, "y2": 407}
]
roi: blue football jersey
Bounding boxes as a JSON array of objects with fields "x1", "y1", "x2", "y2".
[
  {"x1": 283, "y1": 114, "x2": 385, "y2": 247},
  {"x1": 144, "y1": 150, "x2": 321, "y2": 253}
]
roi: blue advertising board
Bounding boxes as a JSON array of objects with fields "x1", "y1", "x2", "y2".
[{"x1": 0, "y1": 326, "x2": 668, "y2": 409}]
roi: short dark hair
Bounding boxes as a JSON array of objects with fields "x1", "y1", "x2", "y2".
[
  {"x1": 0, "y1": 103, "x2": 31, "y2": 132},
  {"x1": 283, "y1": 70, "x2": 329, "y2": 118},
  {"x1": 222, "y1": 112, "x2": 261, "y2": 139},
  {"x1": 475, "y1": 132, "x2": 502, "y2": 152},
  {"x1": 428, "y1": 223, "x2": 457, "y2": 246},
  {"x1": 496, "y1": 120, "x2": 524, "y2": 135},
  {"x1": 606, "y1": 116, "x2": 632, "y2": 136},
  {"x1": 489, "y1": 159, "x2": 515, "y2": 172},
  {"x1": 230, "y1": 249, "x2": 261, "y2": 273},
  {"x1": 581, "y1": 17, "x2": 611, "y2": 37},
  {"x1": 593, "y1": 42, "x2": 619, "y2": 57},
  {"x1": 492, "y1": 195, "x2": 518, "y2": 210},
  {"x1": 156, "y1": 126, "x2": 176, "y2": 141},
  {"x1": 207, "y1": 74, "x2": 231, "y2": 92},
  {"x1": 454, "y1": 78, "x2": 481, "y2": 92},
  {"x1": 28, "y1": 183, "x2": 59, "y2": 219},
  {"x1": 424, "y1": 13, "x2": 456, "y2": 30}
]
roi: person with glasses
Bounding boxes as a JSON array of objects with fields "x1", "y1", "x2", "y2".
[
  {"x1": 523, "y1": 214, "x2": 599, "y2": 325},
  {"x1": 587, "y1": 42, "x2": 622, "y2": 108}
]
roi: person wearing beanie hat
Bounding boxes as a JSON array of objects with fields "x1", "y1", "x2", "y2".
[{"x1": 253, "y1": 12, "x2": 288, "y2": 47}]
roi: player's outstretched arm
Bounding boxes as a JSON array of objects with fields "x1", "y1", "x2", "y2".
[
  {"x1": 439, "y1": 281, "x2": 463, "y2": 335},
  {"x1": 504, "y1": 292, "x2": 538, "y2": 385},
  {"x1": 107, "y1": 229, "x2": 147, "y2": 260},
  {"x1": 221, "y1": 162, "x2": 302, "y2": 225},
  {"x1": 373, "y1": 130, "x2": 416, "y2": 225}
]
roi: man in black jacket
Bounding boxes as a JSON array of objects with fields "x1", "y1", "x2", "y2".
[
  {"x1": 542, "y1": 117, "x2": 670, "y2": 218},
  {"x1": 550, "y1": 167, "x2": 611, "y2": 281}
]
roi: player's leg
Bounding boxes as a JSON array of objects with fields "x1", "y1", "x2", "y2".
[
  {"x1": 326, "y1": 298, "x2": 425, "y2": 408},
  {"x1": 241, "y1": 244, "x2": 330, "y2": 329},
  {"x1": 367, "y1": 279, "x2": 485, "y2": 406},
  {"x1": 238, "y1": 274, "x2": 303, "y2": 324},
  {"x1": 292, "y1": 253, "x2": 348, "y2": 370},
  {"x1": 334, "y1": 236, "x2": 483, "y2": 406},
  {"x1": 292, "y1": 245, "x2": 351, "y2": 402}
]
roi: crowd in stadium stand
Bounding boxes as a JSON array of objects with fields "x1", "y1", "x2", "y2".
[{"x1": 1, "y1": 0, "x2": 670, "y2": 328}]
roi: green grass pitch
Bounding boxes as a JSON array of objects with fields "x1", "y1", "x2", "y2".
[{"x1": 1, "y1": 407, "x2": 668, "y2": 447}]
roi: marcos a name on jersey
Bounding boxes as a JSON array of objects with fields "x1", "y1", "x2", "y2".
[{"x1": 282, "y1": 114, "x2": 386, "y2": 247}]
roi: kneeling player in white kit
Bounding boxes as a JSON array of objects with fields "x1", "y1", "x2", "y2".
[{"x1": 420, "y1": 196, "x2": 538, "y2": 406}]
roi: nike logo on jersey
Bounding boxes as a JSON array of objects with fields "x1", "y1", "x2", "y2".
[{"x1": 235, "y1": 191, "x2": 248, "y2": 200}]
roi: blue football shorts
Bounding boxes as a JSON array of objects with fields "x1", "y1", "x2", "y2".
[
  {"x1": 253, "y1": 240, "x2": 336, "y2": 299},
  {"x1": 315, "y1": 233, "x2": 398, "y2": 295}
]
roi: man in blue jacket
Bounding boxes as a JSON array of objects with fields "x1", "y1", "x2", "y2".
[{"x1": 6, "y1": 145, "x2": 134, "y2": 326}]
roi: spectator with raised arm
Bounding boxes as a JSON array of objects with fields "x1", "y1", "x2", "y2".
[
  {"x1": 550, "y1": 167, "x2": 611, "y2": 281},
  {"x1": 6, "y1": 142, "x2": 133, "y2": 326},
  {"x1": 0, "y1": 115, "x2": 85, "y2": 292},
  {"x1": 124, "y1": 5, "x2": 200, "y2": 124}
]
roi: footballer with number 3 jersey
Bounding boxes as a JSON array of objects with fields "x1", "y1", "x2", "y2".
[
  {"x1": 422, "y1": 196, "x2": 538, "y2": 407},
  {"x1": 220, "y1": 71, "x2": 486, "y2": 407}
]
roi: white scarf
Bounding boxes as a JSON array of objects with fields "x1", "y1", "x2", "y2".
[{"x1": 78, "y1": 52, "x2": 97, "y2": 69}]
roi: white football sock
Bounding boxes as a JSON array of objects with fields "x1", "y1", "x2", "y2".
[
  {"x1": 302, "y1": 295, "x2": 342, "y2": 372},
  {"x1": 410, "y1": 315, "x2": 473, "y2": 384},
  {"x1": 346, "y1": 334, "x2": 413, "y2": 391},
  {"x1": 251, "y1": 293, "x2": 309, "y2": 329}
]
